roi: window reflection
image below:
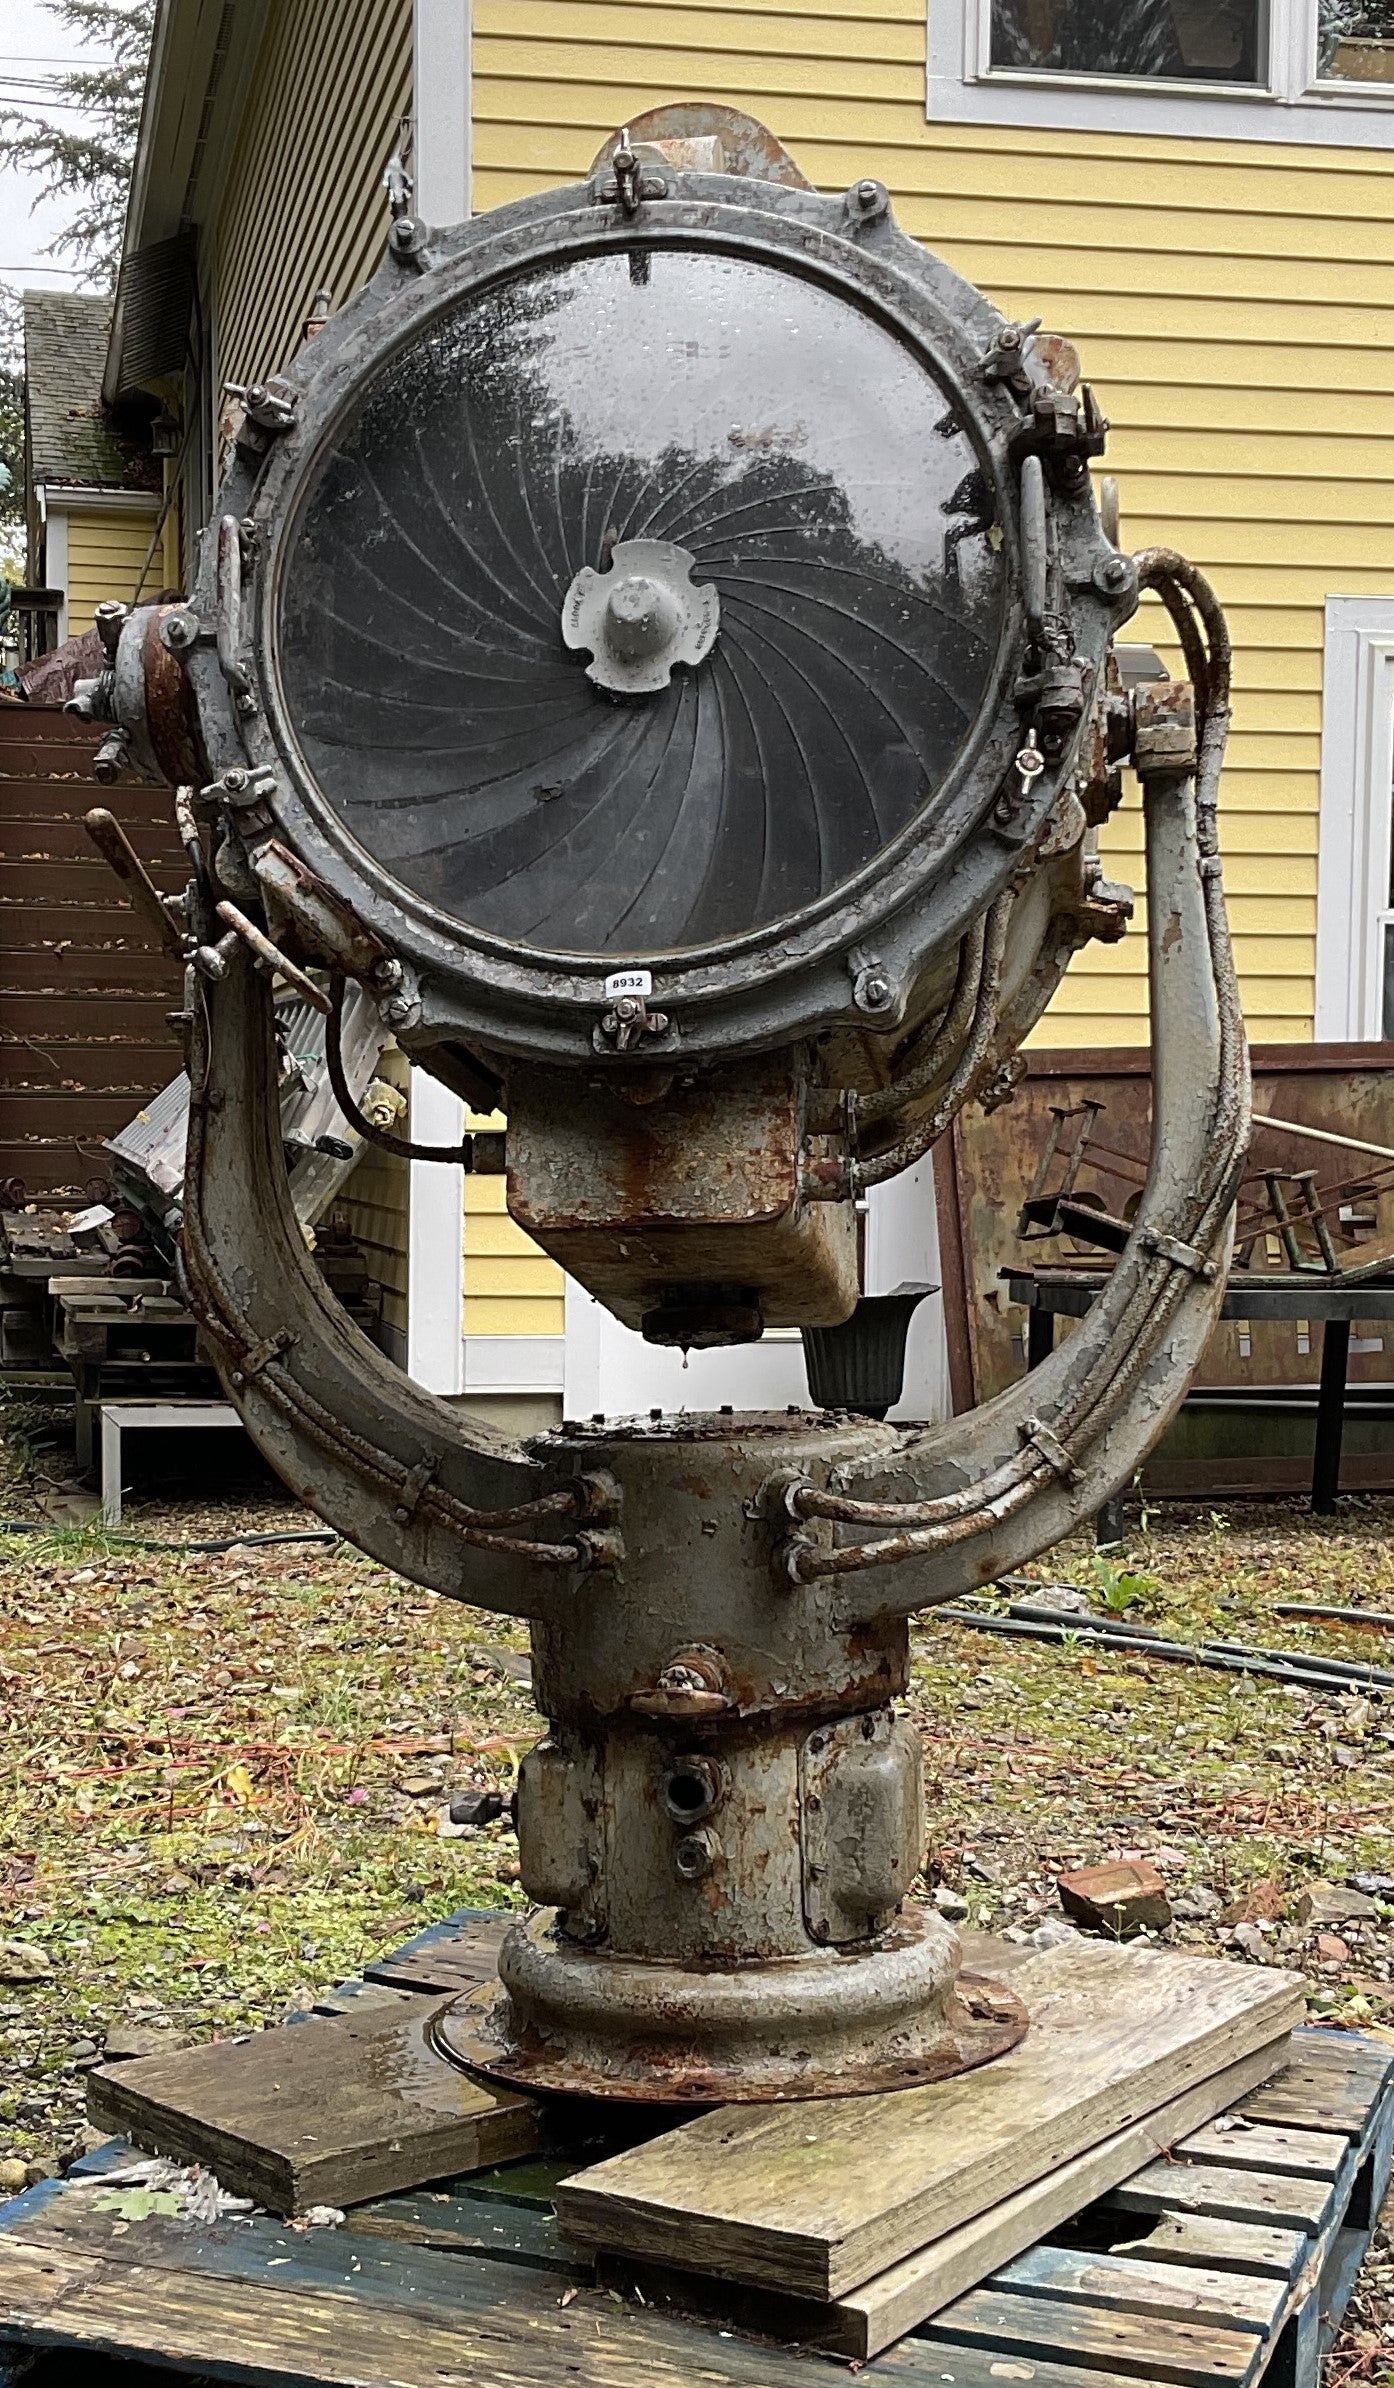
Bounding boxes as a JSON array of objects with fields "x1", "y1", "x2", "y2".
[
  {"x1": 1319, "y1": 0, "x2": 1394, "y2": 79},
  {"x1": 989, "y1": 0, "x2": 1266, "y2": 83}
]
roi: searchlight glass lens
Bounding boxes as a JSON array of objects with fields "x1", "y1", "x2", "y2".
[{"x1": 277, "y1": 245, "x2": 1005, "y2": 959}]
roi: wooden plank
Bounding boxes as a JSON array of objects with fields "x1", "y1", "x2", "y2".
[
  {"x1": 363, "y1": 1906, "x2": 511, "y2": 1995},
  {"x1": 555, "y1": 1940, "x2": 1306, "y2": 2300},
  {"x1": 1238, "y1": 2071, "x2": 1390, "y2": 2138},
  {"x1": 307, "y1": 1977, "x2": 422, "y2": 2020},
  {"x1": 990, "y1": 2242, "x2": 1286, "y2": 2337},
  {"x1": 1315, "y1": 2226, "x2": 1372, "y2": 2368},
  {"x1": 822, "y1": 2038, "x2": 1292, "y2": 2359},
  {"x1": 1282, "y1": 2028, "x2": 1393, "y2": 2069},
  {"x1": 1237, "y1": 2033, "x2": 1394, "y2": 2145},
  {"x1": 0, "y1": 2239, "x2": 781, "y2": 2388},
  {"x1": 0, "y1": 2202, "x2": 977, "y2": 2388},
  {"x1": 346, "y1": 2181, "x2": 584, "y2": 2274},
  {"x1": 1099, "y1": 2211, "x2": 1308, "y2": 2282},
  {"x1": 917, "y1": 2281, "x2": 1266, "y2": 2388},
  {"x1": 1110, "y1": 2162, "x2": 1338, "y2": 2237},
  {"x1": 85, "y1": 1989, "x2": 540, "y2": 2216},
  {"x1": 1171, "y1": 2121, "x2": 1351, "y2": 2182}
]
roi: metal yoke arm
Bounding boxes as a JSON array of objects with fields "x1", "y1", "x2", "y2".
[
  {"x1": 782, "y1": 696, "x2": 1247, "y2": 1622},
  {"x1": 179, "y1": 953, "x2": 603, "y2": 1616}
]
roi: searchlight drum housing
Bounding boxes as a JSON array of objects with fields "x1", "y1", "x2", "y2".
[
  {"x1": 179, "y1": 159, "x2": 1133, "y2": 1066},
  {"x1": 76, "y1": 109, "x2": 1248, "y2": 2105}
]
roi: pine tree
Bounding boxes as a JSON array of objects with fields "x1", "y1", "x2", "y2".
[
  {"x1": 0, "y1": 292, "x2": 24, "y2": 579},
  {"x1": 0, "y1": 0, "x2": 155, "y2": 287}
]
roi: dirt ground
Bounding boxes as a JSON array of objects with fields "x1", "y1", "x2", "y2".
[{"x1": 1, "y1": 1404, "x2": 1392, "y2": 2381}]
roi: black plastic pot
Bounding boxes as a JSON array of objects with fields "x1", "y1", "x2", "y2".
[{"x1": 801, "y1": 1282, "x2": 937, "y2": 1419}]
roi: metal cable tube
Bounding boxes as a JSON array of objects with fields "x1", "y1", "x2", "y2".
[{"x1": 789, "y1": 557, "x2": 1246, "y2": 1593}]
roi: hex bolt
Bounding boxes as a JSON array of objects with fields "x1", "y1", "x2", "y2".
[
  {"x1": 673, "y1": 1827, "x2": 722, "y2": 1881},
  {"x1": 161, "y1": 611, "x2": 199, "y2": 652},
  {"x1": 854, "y1": 965, "x2": 893, "y2": 1012},
  {"x1": 858, "y1": 179, "x2": 879, "y2": 205},
  {"x1": 1093, "y1": 554, "x2": 1135, "y2": 598}
]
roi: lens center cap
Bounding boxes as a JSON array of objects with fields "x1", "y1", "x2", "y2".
[{"x1": 563, "y1": 537, "x2": 719, "y2": 696}]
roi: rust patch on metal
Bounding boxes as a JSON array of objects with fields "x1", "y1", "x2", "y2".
[
  {"x1": 434, "y1": 1968, "x2": 1028, "y2": 2104},
  {"x1": 588, "y1": 103, "x2": 813, "y2": 189},
  {"x1": 142, "y1": 607, "x2": 207, "y2": 786}
]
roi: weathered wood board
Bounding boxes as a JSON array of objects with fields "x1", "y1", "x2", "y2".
[
  {"x1": 1108, "y1": 2160, "x2": 1340, "y2": 2238},
  {"x1": 0, "y1": 2005, "x2": 1387, "y2": 2388},
  {"x1": 555, "y1": 1940, "x2": 1306, "y2": 2299},
  {"x1": 362, "y1": 1909, "x2": 511, "y2": 1996},
  {"x1": 86, "y1": 1987, "x2": 540, "y2": 2215},
  {"x1": 0, "y1": 2175, "x2": 1062, "y2": 2388},
  {"x1": 821, "y1": 2036, "x2": 1292, "y2": 2358}
]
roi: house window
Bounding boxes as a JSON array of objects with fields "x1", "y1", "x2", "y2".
[
  {"x1": 936, "y1": 0, "x2": 1394, "y2": 140},
  {"x1": 1318, "y1": 0, "x2": 1394, "y2": 79},
  {"x1": 988, "y1": 0, "x2": 1268, "y2": 85}
]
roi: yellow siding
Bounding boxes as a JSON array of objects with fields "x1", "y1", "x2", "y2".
[
  {"x1": 64, "y1": 510, "x2": 160, "y2": 636},
  {"x1": 214, "y1": 0, "x2": 412, "y2": 392},
  {"x1": 337, "y1": 1044, "x2": 409, "y2": 1353},
  {"x1": 465, "y1": 1111, "x2": 566, "y2": 1338},
  {"x1": 470, "y1": 0, "x2": 1394, "y2": 1044}
]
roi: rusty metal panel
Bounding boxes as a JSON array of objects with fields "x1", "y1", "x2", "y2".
[
  {"x1": 0, "y1": 706, "x2": 182, "y2": 1198},
  {"x1": 941, "y1": 1041, "x2": 1394, "y2": 1421}
]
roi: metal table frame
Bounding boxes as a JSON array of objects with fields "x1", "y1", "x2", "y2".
[
  {"x1": 98, "y1": 1398, "x2": 245, "y2": 1527},
  {"x1": 1004, "y1": 1269, "x2": 1394, "y2": 1515}
]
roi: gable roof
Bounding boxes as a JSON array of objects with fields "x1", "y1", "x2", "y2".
[{"x1": 23, "y1": 291, "x2": 160, "y2": 493}]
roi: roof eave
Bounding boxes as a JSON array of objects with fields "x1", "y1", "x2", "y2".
[{"x1": 104, "y1": 0, "x2": 245, "y2": 405}]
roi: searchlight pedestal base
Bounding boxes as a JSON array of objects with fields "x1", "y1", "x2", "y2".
[{"x1": 431, "y1": 1414, "x2": 1028, "y2": 2106}]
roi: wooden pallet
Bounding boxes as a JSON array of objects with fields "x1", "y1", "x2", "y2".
[{"x1": 0, "y1": 1913, "x2": 1387, "y2": 2388}]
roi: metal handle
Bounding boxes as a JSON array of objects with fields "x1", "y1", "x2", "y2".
[
  {"x1": 1019, "y1": 453, "x2": 1048, "y2": 648},
  {"x1": 215, "y1": 900, "x2": 331, "y2": 1014},
  {"x1": 214, "y1": 515, "x2": 249, "y2": 696},
  {"x1": 84, "y1": 808, "x2": 188, "y2": 961}
]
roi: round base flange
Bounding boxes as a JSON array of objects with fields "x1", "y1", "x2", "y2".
[{"x1": 431, "y1": 1906, "x2": 1028, "y2": 2104}]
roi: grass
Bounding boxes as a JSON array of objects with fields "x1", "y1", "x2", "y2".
[{"x1": 0, "y1": 1409, "x2": 1391, "y2": 2379}]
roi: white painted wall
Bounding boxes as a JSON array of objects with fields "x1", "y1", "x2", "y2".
[
  {"x1": 563, "y1": 1165, "x2": 951, "y2": 1423},
  {"x1": 43, "y1": 504, "x2": 68, "y2": 641},
  {"x1": 404, "y1": 0, "x2": 472, "y2": 1392},
  {"x1": 406, "y1": 1069, "x2": 465, "y2": 1394},
  {"x1": 413, "y1": 0, "x2": 471, "y2": 222},
  {"x1": 1315, "y1": 597, "x2": 1394, "y2": 1041}
]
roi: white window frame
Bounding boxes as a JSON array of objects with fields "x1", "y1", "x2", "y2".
[
  {"x1": 1315, "y1": 597, "x2": 1394, "y2": 1042},
  {"x1": 405, "y1": 0, "x2": 472, "y2": 1396},
  {"x1": 932, "y1": 0, "x2": 1394, "y2": 147}
]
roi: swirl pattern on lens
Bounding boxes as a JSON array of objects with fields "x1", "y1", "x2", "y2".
[{"x1": 278, "y1": 247, "x2": 1005, "y2": 959}]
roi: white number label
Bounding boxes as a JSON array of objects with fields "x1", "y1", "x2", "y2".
[{"x1": 603, "y1": 969, "x2": 652, "y2": 999}]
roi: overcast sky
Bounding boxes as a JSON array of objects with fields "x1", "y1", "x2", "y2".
[{"x1": 2, "y1": 0, "x2": 112, "y2": 298}]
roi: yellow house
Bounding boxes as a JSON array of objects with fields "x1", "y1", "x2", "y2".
[
  {"x1": 465, "y1": 0, "x2": 1394, "y2": 1055},
  {"x1": 22, "y1": 291, "x2": 176, "y2": 640},
  {"x1": 108, "y1": 0, "x2": 1394, "y2": 1416}
]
